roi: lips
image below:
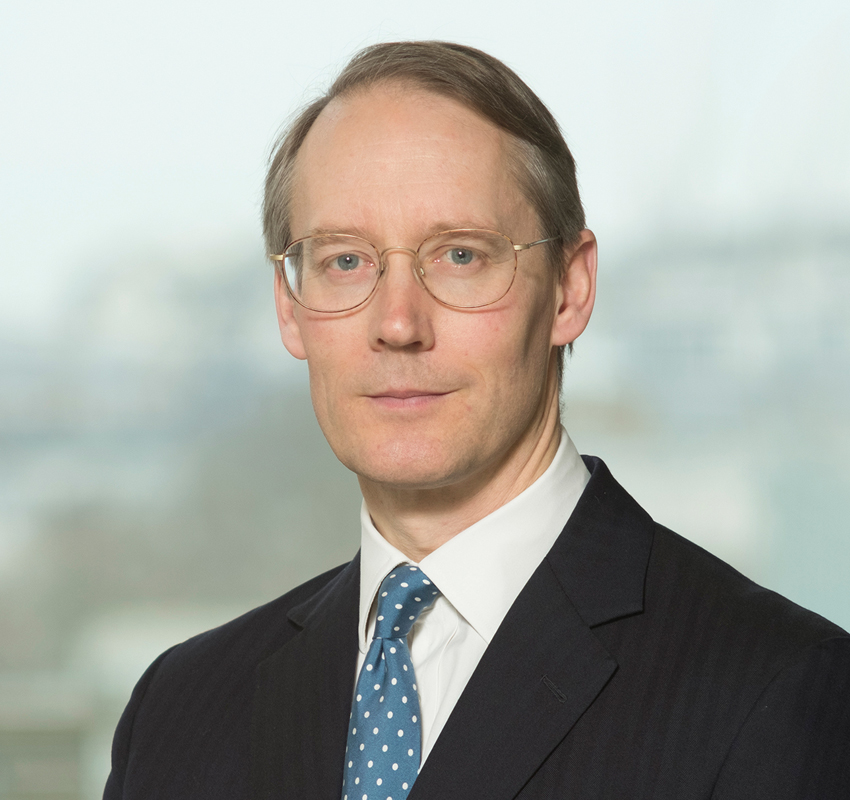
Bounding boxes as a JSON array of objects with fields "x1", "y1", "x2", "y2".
[
  {"x1": 365, "y1": 389, "x2": 452, "y2": 409},
  {"x1": 368, "y1": 389, "x2": 449, "y2": 400}
]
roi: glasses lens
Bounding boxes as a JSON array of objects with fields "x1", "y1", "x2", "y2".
[
  {"x1": 284, "y1": 235, "x2": 380, "y2": 312},
  {"x1": 417, "y1": 230, "x2": 516, "y2": 307}
]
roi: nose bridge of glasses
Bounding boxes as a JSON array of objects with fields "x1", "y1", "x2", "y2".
[{"x1": 378, "y1": 245, "x2": 426, "y2": 287}]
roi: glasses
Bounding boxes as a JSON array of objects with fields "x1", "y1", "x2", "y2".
[{"x1": 270, "y1": 229, "x2": 557, "y2": 313}]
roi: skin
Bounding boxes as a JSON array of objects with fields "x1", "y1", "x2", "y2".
[{"x1": 274, "y1": 83, "x2": 597, "y2": 561}]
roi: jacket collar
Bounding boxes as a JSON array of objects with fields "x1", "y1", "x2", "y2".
[{"x1": 548, "y1": 454, "x2": 653, "y2": 627}]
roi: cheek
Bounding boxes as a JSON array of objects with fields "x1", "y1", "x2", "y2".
[
  {"x1": 498, "y1": 299, "x2": 557, "y2": 404},
  {"x1": 463, "y1": 309, "x2": 551, "y2": 403},
  {"x1": 300, "y1": 323, "x2": 357, "y2": 427}
]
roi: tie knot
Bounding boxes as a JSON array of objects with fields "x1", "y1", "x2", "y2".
[{"x1": 373, "y1": 566, "x2": 440, "y2": 640}]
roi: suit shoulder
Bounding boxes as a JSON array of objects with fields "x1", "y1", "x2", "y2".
[
  {"x1": 104, "y1": 561, "x2": 356, "y2": 796},
  {"x1": 149, "y1": 561, "x2": 353, "y2": 683},
  {"x1": 648, "y1": 524, "x2": 848, "y2": 654}
]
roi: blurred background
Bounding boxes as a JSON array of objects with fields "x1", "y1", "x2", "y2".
[{"x1": 1, "y1": 0, "x2": 848, "y2": 796}]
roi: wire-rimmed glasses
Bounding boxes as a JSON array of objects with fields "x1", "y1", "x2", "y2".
[{"x1": 270, "y1": 229, "x2": 557, "y2": 313}]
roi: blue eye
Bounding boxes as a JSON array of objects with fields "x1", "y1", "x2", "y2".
[
  {"x1": 447, "y1": 248, "x2": 475, "y2": 265},
  {"x1": 334, "y1": 254, "x2": 361, "y2": 271}
]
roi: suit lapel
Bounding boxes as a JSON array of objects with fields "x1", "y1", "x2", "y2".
[
  {"x1": 410, "y1": 560, "x2": 617, "y2": 800},
  {"x1": 251, "y1": 555, "x2": 361, "y2": 800},
  {"x1": 411, "y1": 457, "x2": 654, "y2": 800}
]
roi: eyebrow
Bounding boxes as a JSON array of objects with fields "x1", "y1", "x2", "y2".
[
  {"x1": 299, "y1": 220, "x2": 505, "y2": 243},
  {"x1": 302, "y1": 226, "x2": 372, "y2": 239}
]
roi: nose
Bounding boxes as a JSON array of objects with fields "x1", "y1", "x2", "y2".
[{"x1": 368, "y1": 247, "x2": 435, "y2": 351}]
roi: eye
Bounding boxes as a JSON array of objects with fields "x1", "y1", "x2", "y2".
[
  {"x1": 332, "y1": 253, "x2": 362, "y2": 271},
  {"x1": 446, "y1": 248, "x2": 475, "y2": 265}
]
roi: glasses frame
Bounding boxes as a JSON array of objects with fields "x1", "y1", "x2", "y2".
[{"x1": 269, "y1": 228, "x2": 558, "y2": 313}]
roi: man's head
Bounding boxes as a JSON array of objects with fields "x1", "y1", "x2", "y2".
[
  {"x1": 264, "y1": 41, "x2": 585, "y2": 293},
  {"x1": 265, "y1": 42, "x2": 596, "y2": 515}
]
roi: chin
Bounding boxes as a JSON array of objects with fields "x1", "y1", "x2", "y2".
[{"x1": 340, "y1": 433, "x2": 471, "y2": 491}]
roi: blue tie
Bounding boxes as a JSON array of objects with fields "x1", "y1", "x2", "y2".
[{"x1": 342, "y1": 566, "x2": 440, "y2": 800}]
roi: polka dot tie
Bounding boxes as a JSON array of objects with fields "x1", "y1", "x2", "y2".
[{"x1": 341, "y1": 566, "x2": 440, "y2": 800}]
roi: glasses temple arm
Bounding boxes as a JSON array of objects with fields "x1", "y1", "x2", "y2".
[{"x1": 513, "y1": 236, "x2": 558, "y2": 251}]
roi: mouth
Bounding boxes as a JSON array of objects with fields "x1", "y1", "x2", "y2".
[{"x1": 366, "y1": 389, "x2": 452, "y2": 409}]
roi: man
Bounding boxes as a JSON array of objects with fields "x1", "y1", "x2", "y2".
[{"x1": 104, "y1": 42, "x2": 850, "y2": 799}]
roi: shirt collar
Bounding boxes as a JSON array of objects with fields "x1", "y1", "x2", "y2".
[{"x1": 357, "y1": 427, "x2": 590, "y2": 652}]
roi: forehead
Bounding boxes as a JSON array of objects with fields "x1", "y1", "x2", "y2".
[{"x1": 289, "y1": 84, "x2": 533, "y2": 240}]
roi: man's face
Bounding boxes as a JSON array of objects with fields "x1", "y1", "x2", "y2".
[{"x1": 275, "y1": 84, "x2": 587, "y2": 495}]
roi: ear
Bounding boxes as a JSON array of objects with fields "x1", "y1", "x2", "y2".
[
  {"x1": 273, "y1": 268, "x2": 308, "y2": 360},
  {"x1": 551, "y1": 229, "x2": 597, "y2": 347}
]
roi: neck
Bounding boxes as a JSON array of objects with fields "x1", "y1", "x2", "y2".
[{"x1": 359, "y1": 384, "x2": 563, "y2": 562}]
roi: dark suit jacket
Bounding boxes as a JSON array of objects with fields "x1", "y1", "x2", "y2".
[{"x1": 104, "y1": 457, "x2": 850, "y2": 799}]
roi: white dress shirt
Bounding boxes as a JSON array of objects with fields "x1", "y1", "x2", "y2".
[{"x1": 356, "y1": 427, "x2": 590, "y2": 763}]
